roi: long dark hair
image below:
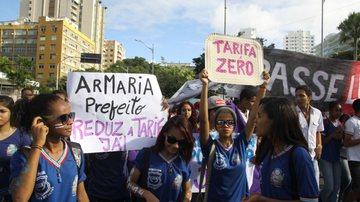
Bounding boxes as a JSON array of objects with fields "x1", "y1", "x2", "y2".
[
  {"x1": 153, "y1": 115, "x2": 194, "y2": 164},
  {"x1": 0, "y1": 95, "x2": 15, "y2": 126},
  {"x1": 254, "y1": 97, "x2": 308, "y2": 165},
  {"x1": 176, "y1": 101, "x2": 198, "y2": 130},
  {"x1": 15, "y1": 94, "x2": 63, "y2": 132}
]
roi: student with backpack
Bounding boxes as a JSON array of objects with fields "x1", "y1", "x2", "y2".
[
  {"x1": 0, "y1": 96, "x2": 31, "y2": 202},
  {"x1": 127, "y1": 115, "x2": 194, "y2": 202},
  {"x1": 198, "y1": 69, "x2": 269, "y2": 202},
  {"x1": 243, "y1": 97, "x2": 319, "y2": 202},
  {"x1": 9, "y1": 94, "x2": 89, "y2": 202}
]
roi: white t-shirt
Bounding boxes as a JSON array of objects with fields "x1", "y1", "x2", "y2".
[
  {"x1": 344, "y1": 116, "x2": 360, "y2": 162},
  {"x1": 296, "y1": 106, "x2": 324, "y2": 159}
]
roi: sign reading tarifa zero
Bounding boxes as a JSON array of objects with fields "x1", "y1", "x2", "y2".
[{"x1": 205, "y1": 33, "x2": 264, "y2": 85}]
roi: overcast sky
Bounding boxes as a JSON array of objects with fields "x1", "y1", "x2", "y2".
[{"x1": 1, "y1": 0, "x2": 360, "y2": 63}]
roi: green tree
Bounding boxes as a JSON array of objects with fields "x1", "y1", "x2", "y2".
[
  {"x1": 338, "y1": 12, "x2": 360, "y2": 60},
  {"x1": 0, "y1": 56, "x2": 35, "y2": 88},
  {"x1": 38, "y1": 76, "x2": 67, "y2": 93},
  {"x1": 156, "y1": 65, "x2": 195, "y2": 98},
  {"x1": 192, "y1": 53, "x2": 205, "y2": 75}
]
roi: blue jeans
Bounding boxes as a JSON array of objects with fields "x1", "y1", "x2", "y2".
[
  {"x1": 339, "y1": 158, "x2": 352, "y2": 201},
  {"x1": 319, "y1": 159, "x2": 341, "y2": 202}
]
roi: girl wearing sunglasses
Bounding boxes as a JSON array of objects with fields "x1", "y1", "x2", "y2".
[
  {"x1": 199, "y1": 69, "x2": 269, "y2": 202},
  {"x1": 0, "y1": 96, "x2": 31, "y2": 202},
  {"x1": 9, "y1": 94, "x2": 89, "y2": 202},
  {"x1": 127, "y1": 115, "x2": 194, "y2": 202}
]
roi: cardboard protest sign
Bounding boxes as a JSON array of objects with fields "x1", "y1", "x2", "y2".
[
  {"x1": 67, "y1": 72, "x2": 168, "y2": 153},
  {"x1": 205, "y1": 33, "x2": 264, "y2": 85}
]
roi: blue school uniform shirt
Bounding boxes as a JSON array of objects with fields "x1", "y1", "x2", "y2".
[
  {"x1": 134, "y1": 148, "x2": 191, "y2": 202},
  {"x1": 321, "y1": 119, "x2": 342, "y2": 162},
  {"x1": 0, "y1": 129, "x2": 30, "y2": 195},
  {"x1": 10, "y1": 140, "x2": 86, "y2": 202},
  {"x1": 86, "y1": 151, "x2": 131, "y2": 200},
  {"x1": 201, "y1": 132, "x2": 249, "y2": 202},
  {"x1": 260, "y1": 145, "x2": 319, "y2": 202}
]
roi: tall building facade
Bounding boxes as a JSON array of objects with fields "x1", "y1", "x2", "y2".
[
  {"x1": 0, "y1": 18, "x2": 38, "y2": 62},
  {"x1": 313, "y1": 32, "x2": 352, "y2": 57},
  {"x1": 238, "y1": 28, "x2": 256, "y2": 39},
  {"x1": 102, "y1": 40, "x2": 125, "y2": 69},
  {"x1": 35, "y1": 16, "x2": 95, "y2": 83},
  {"x1": 283, "y1": 30, "x2": 315, "y2": 54},
  {"x1": 19, "y1": 0, "x2": 105, "y2": 58}
]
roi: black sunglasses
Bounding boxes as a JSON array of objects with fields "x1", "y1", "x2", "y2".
[
  {"x1": 167, "y1": 135, "x2": 187, "y2": 147},
  {"x1": 43, "y1": 112, "x2": 75, "y2": 124},
  {"x1": 216, "y1": 120, "x2": 235, "y2": 127}
]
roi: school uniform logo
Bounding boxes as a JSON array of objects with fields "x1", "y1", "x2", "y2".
[
  {"x1": 214, "y1": 152, "x2": 227, "y2": 170},
  {"x1": 6, "y1": 144, "x2": 18, "y2": 157},
  {"x1": 173, "y1": 174, "x2": 183, "y2": 189},
  {"x1": 147, "y1": 168, "x2": 162, "y2": 190},
  {"x1": 232, "y1": 150, "x2": 241, "y2": 164},
  {"x1": 270, "y1": 168, "x2": 284, "y2": 188},
  {"x1": 34, "y1": 171, "x2": 54, "y2": 200}
]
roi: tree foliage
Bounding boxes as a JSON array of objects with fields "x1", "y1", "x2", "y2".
[
  {"x1": 338, "y1": 12, "x2": 360, "y2": 60},
  {"x1": 79, "y1": 57, "x2": 196, "y2": 98},
  {"x1": 192, "y1": 53, "x2": 205, "y2": 75},
  {"x1": 0, "y1": 56, "x2": 35, "y2": 88}
]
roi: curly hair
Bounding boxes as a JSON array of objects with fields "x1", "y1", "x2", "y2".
[{"x1": 176, "y1": 101, "x2": 198, "y2": 131}]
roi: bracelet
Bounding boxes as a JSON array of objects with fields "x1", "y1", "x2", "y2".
[{"x1": 31, "y1": 145, "x2": 42, "y2": 150}]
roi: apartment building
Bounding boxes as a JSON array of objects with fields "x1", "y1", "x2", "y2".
[
  {"x1": 283, "y1": 30, "x2": 315, "y2": 54},
  {"x1": 102, "y1": 40, "x2": 125, "y2": 69}
]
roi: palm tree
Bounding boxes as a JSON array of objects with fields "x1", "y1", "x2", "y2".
[{"x1": 338, "y1": 12, "x2": 360, "y2": 60}]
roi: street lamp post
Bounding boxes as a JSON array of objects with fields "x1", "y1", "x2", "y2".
[
  {"x1": 135, "y1": 39, "x2": 154, "y2": 74},
  {"x1": 224, "y1": 0, "x2": 227, "y2": 35},
  {"x1": 56, "y1": 56, "x2": 77, "y2": 90},
  {"x1": 321, "y1": 0, "x2": 325, "y2": 57}
]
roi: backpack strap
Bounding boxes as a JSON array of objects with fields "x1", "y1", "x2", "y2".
[
  {"x1": 204, "y1": 143, "x2": 216, "y2": 202},
  {"x1": 288, "y1": 146, "x2": 299, "y2": 200},
  {"x1": 20, "y1": 146, "x2": 32, "y2": 159},
  {"x1": 132, "y1": 147, "x2": 151, "y2": 202},
  {"x1": 66, "y1": 140, "x2": 82, "y2": 174}
]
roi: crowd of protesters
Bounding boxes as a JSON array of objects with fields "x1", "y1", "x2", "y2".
[{"x1": 0, "y1": 70, "x2": 360, "y2": 202}]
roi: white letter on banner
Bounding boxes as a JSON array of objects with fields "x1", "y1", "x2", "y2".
[
  {"x1": 269, "y1": 62, "x2": 289, "y2": 95},
  {"x1": 290, "y1": 66, "x2": 310, "y2": 96},
  {"x1": 312, "y1": 71, "x2": 328, "y2": 101},
  {"x1": 325, "y1": 74, "x2": 345, "y2": 102}
]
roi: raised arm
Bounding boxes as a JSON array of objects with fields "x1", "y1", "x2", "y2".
[
  {"x1": 11, "y1": 117, "x2": 48, "y2": 202},
  {"x1": 199, "y1": 69, "x2": 210, "y2": 146},
  {"x1": 244, "y1": 72, "x2": 270, "y2": 141}
]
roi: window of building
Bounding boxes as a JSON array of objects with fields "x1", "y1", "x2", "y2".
[
  {"x1": 41, "y1": 26, "x2": 46, "y2": 33},
  {"x1": 28, "y1": 30, "x2": 37, "y2": 35},
  {"x1": 50, "y1": 44, "x2": 56, "y2": 50},
  {"x1": 51, "y1": 35, "x2": 57, "y2": 40},
  {"x1": 49, "y1": 73, "x2": 55, "y2": 79},
  {"x1": 40, "y1": 35, "x2": 45, "y2": 41},
  {"x1": 37, "y1": 73, "x2": 43, "y2": 78},
  {"x1": 49, "y1": 63, "x2": 55, "y2": 69},
  {"x1": 38, "y1": 64, "x2": 44, "y2": 69},
  {"x1": 51, "y1": 26, "x2": 57, "y2": 32},
  {"x1": 39, "y1": 54, "x2": 44, "y2": 59},
  {"x1": 39, "y1": 45, "x2": 45, "y2": 50},
  {"x1": 50, "y1": 54, "x2": 56, "y2": 59}
]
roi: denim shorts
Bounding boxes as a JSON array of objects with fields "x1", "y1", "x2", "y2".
[{"x1": 348, "y1": 161, "x2": 360, "y2": 192}]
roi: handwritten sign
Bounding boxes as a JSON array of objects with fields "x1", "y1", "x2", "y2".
[
  {"x1": 205, "y1": 33, "x2": 264, "y2": 85},
  {"x1": 67, "y1": 72, "x2": 168, "y2": 153}
]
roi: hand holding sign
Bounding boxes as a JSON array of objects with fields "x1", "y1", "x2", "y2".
[{"x1": 205, "y1": 33, "x2": 264, "y2": 85}]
